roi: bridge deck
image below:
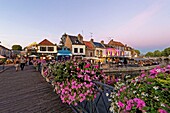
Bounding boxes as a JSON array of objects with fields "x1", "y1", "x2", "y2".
[{"x1": 0, "y1": 65, "x2": 73, "y2": 113}]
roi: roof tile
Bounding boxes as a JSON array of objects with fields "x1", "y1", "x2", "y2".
[
  {"x1": 83, "y1": 41, "x2": 94, "y2": 49},
  {"x1": 39, "y1": 39, "x2": 55, "y2": 46}
]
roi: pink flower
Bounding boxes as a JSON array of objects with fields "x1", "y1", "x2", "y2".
[
  {"x1": 141, "y1": 73, "x2": 145, "y2": 78},
  {"x1": 115, "y1": 78, "x2": 119, "y2": 82},
  {"x1": 91, "y1": 71, "x2": 95, "y2": 74},
  {"x1": 147, "y1": 82, "x2": 152, "y2": 84},
  {"x1": 85, "y1": 70, "x2": 90, "y2": 73},
  {"x1": 125, "y1": 104, "x2": 132, "y2": 111},
  {"x1": 71, "y1": 85, "x2": 77, "y2": 89},
  {"x1": 133, "y1": 98, "x2": 146, "y2": 109},
  {"x1": 149, "y1": 75, "x2": 155, "y2": 79},
  {"x1": 80, "y1": 98, "x2": 85, "y2": 102},
  {"x1": 81, "y1": 70, "x2": 85, "y2": 73},
  {"x1": 77, "y1": 74, "x2": 83, "y2": 78},
  {"x1": 85, "y1": 84, "x2": 92, "y2": 88},
  {"x1": 167, "y1": 65, "x2": 170, "y2": 69},
  {"x1": 127, "y1": 99, "x2": 134, "y2": 104},
  {"x1": 94, "y1": 65, "x2": 99, "y2": 69},
  {"x1": 131, "y1": 80, "x2": 135, "y2": 83},
  {"x1": 158, "y1": 109, "x2": 168, "y2": 113},
  {"x1": 118, "y1": 92, "x2": 120, "y2": 96},
  {"x1": 120, "y1": 88, "x2": 123, "y2": 92},
  {"x1": 74, "y1": 102, "x2": 78, "y2": 106},
  {"x1": 84, "y1": 75, "x2": 91, "y2": 81},
  {"x1": 76, "y1": 67, "x2": 80, "y2": 71},
  {"x1": 84, "y1": 63, "x2": 91, "y2": 68},
  {"x1": 118, "y1": 101, "x2": 124, "y2": 108}
]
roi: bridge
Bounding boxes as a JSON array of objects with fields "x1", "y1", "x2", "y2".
[{"x1": 0, "y1": 65, "x2": 73, "y2": 113}]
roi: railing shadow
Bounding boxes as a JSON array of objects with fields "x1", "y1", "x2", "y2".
[{"x1": 70, "y1": 81, "x2": 114, "y2": 113}]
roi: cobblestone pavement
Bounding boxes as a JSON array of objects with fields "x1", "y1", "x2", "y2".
[{"x1": 0, "y1": 65, "x2": 73, "y2": 113}]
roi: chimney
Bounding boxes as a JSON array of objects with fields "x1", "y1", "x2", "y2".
[
  {"x1": 90, "y1": 38, "x2": 94, "y2": 42},
  {"x1": 101, "y1": 40, "x2": 104, "y2": 45},
  {"x1": 78, "y1": 34, "x2": 83, "y2": 43},
  {"x1": 63, "y1": 33, "x2": 67, "y2": 37}
]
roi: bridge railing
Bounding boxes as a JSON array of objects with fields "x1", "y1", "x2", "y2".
[{"x1": 70, "y1": 81, "x2": 114, "y2": 113}]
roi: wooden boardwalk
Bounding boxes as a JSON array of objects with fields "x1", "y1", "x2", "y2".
[{"x1": 0, "y1": 65, "x2": 74, "y2": 113}]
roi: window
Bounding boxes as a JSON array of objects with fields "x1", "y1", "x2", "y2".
[
  {"x1": 40, "y1": 47, "x2": 46, "y2": 51},
  {"x1": 90, "y1": 52, "x2": 93, "y2": 57},
  {"x1": 48, "y1": 47, "x2": 54, "y2": 51},
  {"x1": 100, "y1": 50, "x2": 103, "y2": 57},
  {"x1": 74, "y1": 48, "x2": 78, "y2": 53},
  {"x1": 80, "y1": 48, "x2": 83, "y2": 53},
  {"x1": 96, "y1": 50, "x2": 99, "y2": 55}
]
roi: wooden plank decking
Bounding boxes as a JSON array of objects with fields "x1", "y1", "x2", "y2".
[{"x1": 0, "y1": 65, "x2": 74, "y2": 113}]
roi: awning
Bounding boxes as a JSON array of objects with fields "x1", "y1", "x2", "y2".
[
  {"x1": 0, "y1": 55, "x2": 6, "y2": 58},
  {"x1": 57, "y1": 53, "x2": 72, "y2": 56},
  {"x1": 47, "y1": 55, "x2": 54, "y2": 57},
  {"x1": 83, "y1": 57, "x2": 99, "y2": 60},
  {"x1": 28, "y1": 55, "x2": 38, "y2": 57}
]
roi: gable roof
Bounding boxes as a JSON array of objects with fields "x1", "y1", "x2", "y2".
[
  {"x1": 0, "y1": 45, "x2": 11, "y2": 51},
  {"x1": 104, "y1": 44, "x2": 114, "y2": 48},
  {"x1": 68, "y1": 35, "x2": 84, "y2": 45},
  {"x1": 108, "y1": 39, "x2": 124, "y2": 47},
  {"x1": 38, "y1": 39, "x2": 55, "y2": 46},
  {"x1": 83, "y1": 41, "x2": 94, "y2": 49},
  {"x1": 93, "y1": 42, "x2": 105, "y2": 48}
]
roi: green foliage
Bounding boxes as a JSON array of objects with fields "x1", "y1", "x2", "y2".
[
  {"x1": 162, "y1": 47, "x2": 170, "y2": 57},
  {"x1": 145, "y1": 52, "x2": 154, "y2": 57},
  {"x1": 12, "y1": 45, "x2": 22, "y2": 50},
  {"x1": 153, "y1": 50, "x2": 162, "y2": 57},
  {"x1": 145, "y1": 47, "x2": 170, "y2": 57},
  {"x1": 135, "y1": 49, "x2": 140, "y2": 56}
]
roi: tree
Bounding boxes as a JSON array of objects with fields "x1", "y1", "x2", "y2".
[
  {"x1": 145, "y1": 52, "x2": 154, "y2": 57},
  {"x1": 60, "y1": 33, "x2": 67, "y2": 47},
  {"x1": 153, "y1": 50, "x2": 161, "y2": 57},
  {"x1": 134, "y1": 49, "x2": 140, "y2": 56},
  {"x1": 12, "y1": 45, "x2": 22, "y2": 51},
  {"x1": 162, "y1": 47, "x2": 170, "y2": 57}
]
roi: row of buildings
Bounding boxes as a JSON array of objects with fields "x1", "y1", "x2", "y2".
[
  {"x1": 25, "y1": 33, "x2": 138, "y2": 62},
  {"x1": 0, "y1": 45, "x2": 11, "y2": 58}
]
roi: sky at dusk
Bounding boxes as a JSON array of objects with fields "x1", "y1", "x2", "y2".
[{"x1": 0, "y1": 0, "x2": 170, "y2": 53}]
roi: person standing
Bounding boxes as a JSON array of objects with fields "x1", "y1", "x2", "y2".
[
  {"x1": 14, "y1": 58, "x2": 20, "y2": 71},
  {"x1": 20, "y1": 56, "x2": 26, "y2": 70},
  {"x1": 123, "y1": 58, "x2": 128, "y2": 67}
]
